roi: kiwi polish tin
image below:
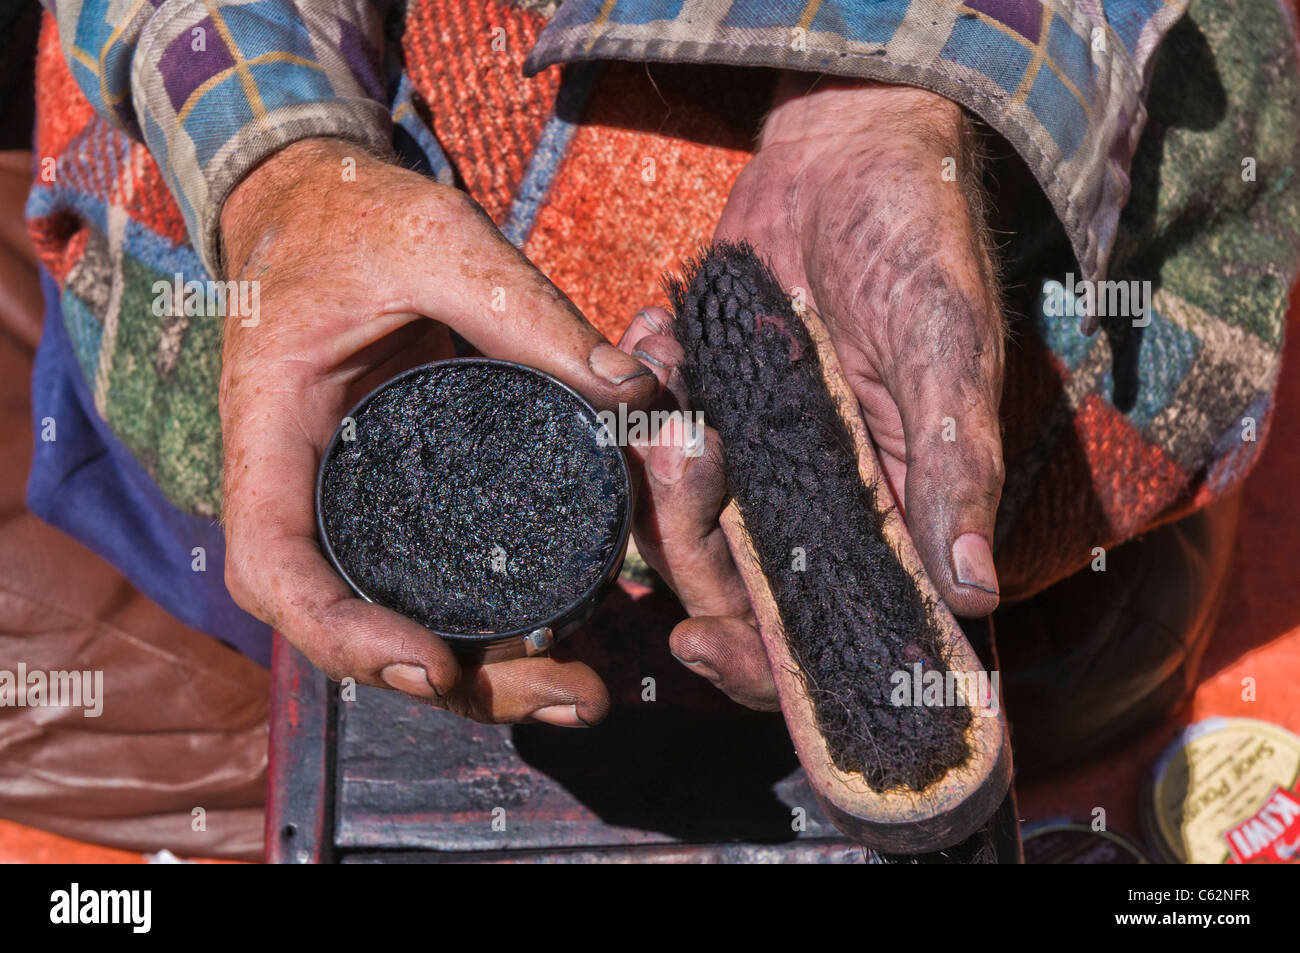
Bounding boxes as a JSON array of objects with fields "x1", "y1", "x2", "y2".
[{"x1": 1142, "y1": 717, "x2": 1300, "y2": 864}]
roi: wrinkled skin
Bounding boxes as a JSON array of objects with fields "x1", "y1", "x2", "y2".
[
  {"x1": 218, "y1": 138, "x2": 660, "y2": 727},
  {"x1": 621, "y1": 76, "x2": 1006, "y2": 710},
  {"x1": 217, "y1": 73, "x2": 1005, "y2": 724}
]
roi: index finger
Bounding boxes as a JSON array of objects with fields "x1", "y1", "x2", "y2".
[{"x1": 402, "y1": 191, "x2": 660, "y2": 413}]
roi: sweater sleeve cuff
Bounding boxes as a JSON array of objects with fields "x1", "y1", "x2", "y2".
[
  {"x1": 131, "y1": 0, "x2": 396, "y2": 276},
  {"x1": 525, "y1": 0, "x2": 1189, "y2": 284}
]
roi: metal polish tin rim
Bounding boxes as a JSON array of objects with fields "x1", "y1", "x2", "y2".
[
  {"x1": 314, "y1": 357, "x2": 633, "y2": 655},
  {"x1": 1020, "y1": 818, "x2": 1151, "y2": 864}
]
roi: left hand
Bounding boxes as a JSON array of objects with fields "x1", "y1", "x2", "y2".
[{"x1": 218, "y1": 139, "x2": 658, "y2": 725}]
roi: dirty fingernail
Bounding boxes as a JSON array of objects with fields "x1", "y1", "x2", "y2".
[
  {"x1": 650, "y1": 440, "x2": 687, "y2": 484},
  {"x1": 673, "y1": 654, "x2": 720, "y2": 683},
  {"x1": 531, "y1": 703, "x2": 589, "y2": 728},
  {"x1": 590, "y1": 342, "x2": 654, "y2": 386},
  {"x1": 638, "y1": 308, "x2": 666, "y2": 333},
  {"x1": 380, "y1": 663, "x2": 439, "y2": 699},
  {"x1": 952, "y1": 533, "x2": 999, "y2": 594},
  {"x1": 632, "y1": 347, "x2": 667, "y2": 369}
]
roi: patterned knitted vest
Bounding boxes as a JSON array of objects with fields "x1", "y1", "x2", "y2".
[{"x1": 25, "y1": 0, "x2": 1300, "y2": 597}]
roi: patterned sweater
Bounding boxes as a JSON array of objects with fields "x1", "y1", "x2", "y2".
[{"x1": 25, "y1": 0, "x2": 1300, "y2": 660}]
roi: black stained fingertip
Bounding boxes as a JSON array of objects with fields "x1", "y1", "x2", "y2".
[
  {"x1": 638, "y1": 308, "x2": 667, "y2": 334},
  {"x1": 589, "y1": 342, "x2": 656, "y2": 386},
  {"x1": 951, "y1": 532, "x2": 999, "y2": 595},
  {"x1": 575, "y1": 694, "x2": 611, "y2": 726},
  {"x1": 632, "y1": 348, "x2": 667, "y2": 369}
]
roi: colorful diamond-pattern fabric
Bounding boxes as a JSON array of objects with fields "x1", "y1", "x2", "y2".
[{"x1": 22, "y1": 0, "x2": 1300, "y2": 653}]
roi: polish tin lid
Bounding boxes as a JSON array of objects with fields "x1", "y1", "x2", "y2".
[{"x1": 1142, "y1": 717, "x2": 1300, "y2": 864}]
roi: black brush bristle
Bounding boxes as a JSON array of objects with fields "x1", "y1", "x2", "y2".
[{"x1": 669, "y1": 240, "x2": 971, "y2": 792}]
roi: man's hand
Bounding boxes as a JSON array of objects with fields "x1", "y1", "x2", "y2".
[
  {"x1": 622, "y1": 77, "x2": 1005, "y2": 710},
  {"x1": 219, "y1": 138, "x2": 658, "y2": 725}
]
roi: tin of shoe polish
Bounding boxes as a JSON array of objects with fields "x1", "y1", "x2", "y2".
[
  {"x1": 1142, "y1": 717, "x2": 1300, "y2": 864},
  {"x1": 1021, "y1": 819, "x2": 1150, "y2": 864},
  {"x1": 315, "y1": 359, "x2": 632, "y2": 662}
]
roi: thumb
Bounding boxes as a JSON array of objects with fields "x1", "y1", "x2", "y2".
[
  {"x1": 405, "y1": 190, "x2": 658, "y2": 412},
  {"x1": 892, "y1": 355, "x2": 1005, "y2": 619}
]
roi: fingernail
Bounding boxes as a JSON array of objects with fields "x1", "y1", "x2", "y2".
[
  {"x1": 531, "y1": 703, "x2": 589, "y2": 728},
  {"x1": 632, "y1": 347, "x2": 667, "y2": 369},
  {"x1": 380, "y1": 663, "x2": 439, "y2": 699},
  {"x1": 638, "y1": 309, "x2": 666, "y2": 333},
  {"x1": 650, "y1": 440, "x2": 687, "y2": 484},
  {"x1": 682, "y1": 421, "x2": 706, "y2": 458},
  {"x1": 589, "y1": 342, "x2": 655, "y2": 386},
  {"x1": 672, "y1": 654, "x2": 720, "y2": 682},
  {"x1": 951, "y1": 533, "x2": 999, "y2": 595}
]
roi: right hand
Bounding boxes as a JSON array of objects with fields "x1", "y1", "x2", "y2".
[
  {"x1": 217, "y1": 138, "x2": 660, "y2": 726},
  {"x1": 618, "y1": 78, "x2": 1006, "y2": 712}
]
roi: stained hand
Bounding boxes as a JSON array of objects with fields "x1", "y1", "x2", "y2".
[{"x1": 623, "y1": 77, "x2": 1006, "y2": 710}]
